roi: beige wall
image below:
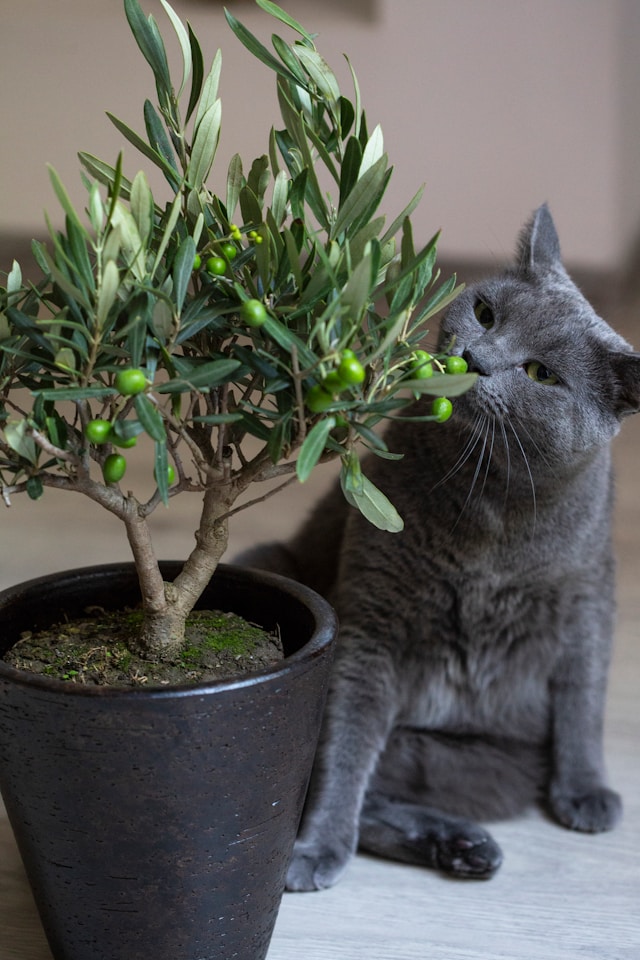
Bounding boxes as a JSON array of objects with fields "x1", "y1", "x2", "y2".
[{"x1": 1, "y1": 0, "x2": 638, "y2": 271}]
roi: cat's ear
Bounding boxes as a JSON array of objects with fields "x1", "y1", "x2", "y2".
[
  {"x1": 610, "y1": 351, "x2": 640, "y2": 417},
  {"x1": 516, "y1": 203, "x2": 563, "y2": 275}
]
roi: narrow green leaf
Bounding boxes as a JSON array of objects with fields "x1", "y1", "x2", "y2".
[
  {"x1": 130, "y1": 170, "x2": 155, "y2": 245},
  {"x1": 37, "y1": 241, "x2": 93, "y2": 312},
  {"x1": 255, "y1": 0, "x2": 316, "y2": 44},
  {"x1": 282, "y1": 228, "x2": 304, "y2": 290},
  {"x1": 6, "y1": 260, "x2": 22, "y2": 296},
  {"x1": 124, "y1": 0, "x2": 172, "y2": 97},
  {"x1": 414, "y1": 276, "x2": 464, "y2": 325},
  {"x1": 134, "y1": 393, "x2": 166, "y2": 441},
  {"x1": 192, "y1": 412, "x2": 244, "y2": 425},
  {"x1": 339, "y1": 136, "x2": 363, "y2": 208},
  {"x1": 380, "y1": 185, "x2": 425, "y2": 245},
  {"x1": 105, "y1": 151, "x2": 125, "y2": 226},
  {"x1": 339, "y1": 247, "x2": 374, "y2": 323},
  {"x1": 302, "y1": 119, "x2": 340, "y2": 186},
  {"x1": 151, "y1": 190, "x2": 182, "y2": 277},
  {"x1": 194, "y1": 49, "x2": 222, "y2": 133},
  {"x1": 339, "y1": 96, "x2": 355, "y2": 139},
  {"x1": 173, "y1": 235, "x2": 196, "y2": 313},
  {"x1": 271, "y1": 169, "x2": 289, "y2": 227},
  {"x1": 78, "y1": 153, "x2": 134, "y2": 203},
  {"x1": 400, "y1": 372, "x2": 477, "y2": 397},
  {"x1": 294, "y1": 46, "x2": 340, "y2": 102},
  {"x1": 143, "y1": 99, "x2": 180, "y2": 183},
  {"x1": 32, "y1": 386, "x2": 115, "y2": 401},
  {"x1": 154, "y1": 439, "x2": 169, "y2": 505},
  {"x1": 159, "y1": 0, "x2": 191, "y2": 98},
  {"x1": 332, "y1": 153, "x2": 388, "y2": 239},
  {"x1": 360, "y1": 123, "x2": 384, "y2": 177},
  {"x1": 224, "y1": 8, "x2": 300, "y2": 86},
  {"x1": 96, "y1": 259, "x2": 120, "y2": 329},
  {"x1": 110, "y1": 202, "x2": 146, "y2": 281},
  {"x1": 367, "y1": 307, "x2": 410, "y2": 364},
  {"x1": 47, "y1": 166, "x2": 86, "y2": 234},
  {"x1": 188, "y1": 99, "x2": 221, "y2": 190},
  {"x1": 272, "y1": 35, "x2": 309, "y2": 85},
  {"x1": 185, "y1": 23, "x2": 205, "y2": 123},
  {"x1": 344, "y1": 56, "x2": 362, "y2": 138},
  {"x1": 297, "y1": 416, "x2": 335, "y2": 482},
  {"x1": 4, "y1": 421, "x2": 38, "y2": 465},
  {"x1": 343, "y1": 469, "x2": 404, "y2": 532},
  {"x1": 106, "y1": 112, "x2": 181, "y2": 184},
  {"x1": 261, "y1": 316, "x2": 317, "y2": 367},
  {"x1": 155, "y1": 358, "x2": 242, "y2": 393},
  {"x1": 239, "y1": 183, "x2": 263, "y2": 227},
  {"x1": 226, "y1": 153, "x2": 244, "y2": 221},
  {"x1": 380, "y1": 232, "x2": 445, "y2": 300},
  {"x1": 64, "y1": 215, "x2": 95, "y2": 294}
]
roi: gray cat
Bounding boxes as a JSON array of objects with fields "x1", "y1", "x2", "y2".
[{"x1": 241, "y1": 205, "x2": 639, "y2": 889}]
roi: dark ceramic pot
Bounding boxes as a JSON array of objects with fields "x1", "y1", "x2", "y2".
[{"x1": 0, "y1": 562, "x2": 337, "y2": 960}]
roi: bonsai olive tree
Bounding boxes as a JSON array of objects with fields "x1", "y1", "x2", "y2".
[{"x1": 0, "y1": 0, "x2": 473, "y2": 661}]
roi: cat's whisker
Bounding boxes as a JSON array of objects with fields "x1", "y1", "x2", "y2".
[
  {"x1": 511, "y1": 415, "x2": 557, "y2": 477},
  {"x1": 498, "y1": 418, "x2": 512, "y2": 506},
  {"x1": 477, "y1": 415, "x2": 497, "y2": 502},
  {"x1": 505, "y1": 415, "x2": 538, "y2": 529},
  {"x1": 450, "y1": 414, "x2": 494, "y2": 530},
  {"x1": 431, "y1": 414, "x2": 486, "y2": 491}
]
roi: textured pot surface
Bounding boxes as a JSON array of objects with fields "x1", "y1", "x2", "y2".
[{"x1": 0, "y1": 563, "x2": 337, "y2": 960}]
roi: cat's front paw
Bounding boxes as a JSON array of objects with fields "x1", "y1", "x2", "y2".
[
  {"x1": 549, "y1": 785, "x2": 622, "y2": 833},
  {"x1": 285, "y1": 838, "x2": 352, "y2": 892}
]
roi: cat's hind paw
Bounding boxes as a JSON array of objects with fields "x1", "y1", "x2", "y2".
[
  {"x1": 550, "y1": 785, "x2": 622, "y2": 833},
  {"x1": 285, "y1": 839, "x2": 352, "y2": 892}
]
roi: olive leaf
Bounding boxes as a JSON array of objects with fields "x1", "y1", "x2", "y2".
[
  {"x1": 341, "y1": 467, "x2": 404, "y2": 533},
  {"x1": 159, "y1": 0, "x2": 192, "y2": 99},
  {"x1": 296, "y1": 416, "x2": 335, "y2": 483},
  {"x1": 4, "y1": 421, "x2": 38, "y2": 465},
  {"x1": 189, "y1": 99, "x2": 222, "y2": 190}
]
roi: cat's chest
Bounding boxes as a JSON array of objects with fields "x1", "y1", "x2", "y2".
[{"x1": 398, "y1": 575, "x2": 564, "y2": 738}]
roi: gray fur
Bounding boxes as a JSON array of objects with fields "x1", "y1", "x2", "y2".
[{"x1": 239, "y1": 205, "x2": 640, "y2": 888}]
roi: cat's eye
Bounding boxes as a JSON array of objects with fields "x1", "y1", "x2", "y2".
[
  {"x1": 524, "y1": 361, "x2": 560, "y2": 386},
  {"x1": 474, "y1": 299, "x2": 494, "y2": 329}
]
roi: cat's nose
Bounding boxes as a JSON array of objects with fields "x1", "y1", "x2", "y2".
[{"x1": 462, "y1": 347, "x2": 490, "y2": 376}]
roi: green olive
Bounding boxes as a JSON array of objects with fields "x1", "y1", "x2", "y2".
[
  {"x1": 445, "y1": 355, "x2": 469, "y2": 375},
  {"x1": 220, "y1": 242, "x2": 237, "y2": 261},
  {"x1": 409, "y1": 350, "x2": 434, "y2": 379},
  {"x1": 305, "y1": 385, "x2": 335, "y2": 413},
  {"x1": 205, "y1": 256, "x2": 227, "y2": 276},
  {"x1": 102, "y1": 453, "x2": 127, "y2": 483},
  {"x1": 337, "y1": 350, "x2": 366, "y2": 385},
  {"x1": 432, "y1": 397, "x2": 453, "y2": 422},
  {"x1": 84, "y1": 419, "x2": 112, "y2": 445},
  {"x1": 114, "y1": 368, "x2": 147, "y2": 396},
  {"x1": 241, "y1": 299, "x2": 268, "y2": 327}
]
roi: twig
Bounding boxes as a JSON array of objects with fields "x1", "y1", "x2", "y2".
[{"x1": 220, "y1": 473, "x2": 299, "y2": 521}]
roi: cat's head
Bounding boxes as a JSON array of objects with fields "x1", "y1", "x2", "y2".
[{"x1": 439, "y1": 204, "x2": 640, "y2": 461}]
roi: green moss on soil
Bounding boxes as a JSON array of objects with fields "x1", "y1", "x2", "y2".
[{"x1": 3, "y1": 607, "x2": 284, "y2": 689}]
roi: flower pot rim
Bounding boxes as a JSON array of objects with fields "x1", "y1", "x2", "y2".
[{"x1": 0, "y1": 561, "x2": 337, "y2": 700}]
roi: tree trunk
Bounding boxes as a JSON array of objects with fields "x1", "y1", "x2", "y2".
[{"x1": 125, "y1": 481, "x2": 234, "y2": 662}]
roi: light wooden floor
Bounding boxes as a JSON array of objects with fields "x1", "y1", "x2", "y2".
[{"x1": 1, "y1": 302, "x2": 639, "y2": 960}]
